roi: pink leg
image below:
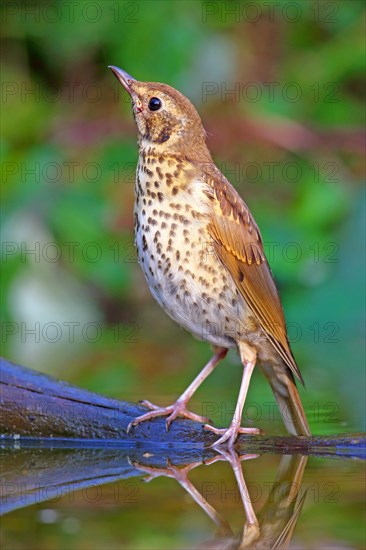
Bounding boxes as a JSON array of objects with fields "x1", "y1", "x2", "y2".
[
  {"x1": 127, "y1": 348, "x2": 227, "y2": 433},
  {"x1": 203, "y1": 449, "x2": 260, "y2": 537},
  {"x1": 205, "y1": 357, "x2": 259, "y2": 447},
  {"x1": 131, "y1": 459, "x2": 232, "y2": 534},
  {"x1": 227, "y1": 449, "x2": 259, "y2": 534}
]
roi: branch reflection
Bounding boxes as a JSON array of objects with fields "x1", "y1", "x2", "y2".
[{"x1": 1, "y1": 442, "x2": 307, "y2": 548}]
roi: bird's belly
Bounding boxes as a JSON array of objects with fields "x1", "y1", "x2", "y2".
[{"x1": 135, "y1": 202, "x2": 250, "y2": 348}]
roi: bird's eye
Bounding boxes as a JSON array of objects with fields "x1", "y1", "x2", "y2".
[{"x1": 148, "y1": 97, "x2": 162, "y2": 111}]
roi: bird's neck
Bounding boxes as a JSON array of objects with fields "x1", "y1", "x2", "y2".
[
  {"x1": 135, "y1": 142, "x2": 214, "y2": 204},
  {"x1": 138, "y1": 135, "x2": 213, "y2": 165}
]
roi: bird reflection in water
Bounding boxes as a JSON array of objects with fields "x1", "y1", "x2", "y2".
[{"x1": 131, "y1": 452, "x2": 307, "y2": 549}]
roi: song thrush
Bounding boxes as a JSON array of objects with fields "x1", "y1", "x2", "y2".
[{"x1": 109, "y1": 66, "x2": 310, "y2": 446}]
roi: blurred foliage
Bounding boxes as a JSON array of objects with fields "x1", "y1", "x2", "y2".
[{"x1": 1, "y1": 1, "x2": 365, "y2": 428}]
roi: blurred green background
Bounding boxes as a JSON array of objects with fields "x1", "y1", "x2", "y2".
[
  {"x1": 1, "y1": 2, "x2": 365, "y2": 549},
  {"x1": 1, "y1": 0, "x2": 365, "y2": 437}
]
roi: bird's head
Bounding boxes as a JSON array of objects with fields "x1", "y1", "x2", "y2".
[{"x1": 109, "y1": 66, "x2": 212, "y2": 161}]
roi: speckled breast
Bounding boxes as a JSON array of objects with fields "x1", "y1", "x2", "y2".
[{"x1": 133, "y1": 153, "x2": 249, "y2": 349}]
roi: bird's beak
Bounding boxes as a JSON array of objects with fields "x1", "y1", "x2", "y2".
[{"x1": 108, "y1": 66, "x2": 136, "y2": 95}]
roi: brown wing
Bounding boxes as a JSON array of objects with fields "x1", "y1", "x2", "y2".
[{"x1": 204, "y1": 168, "x2": 303, "y2": 384}]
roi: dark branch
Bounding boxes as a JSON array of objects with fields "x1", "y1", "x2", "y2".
[{"x1": 0, "y1": 358, "x2": 364, "y2": 457}]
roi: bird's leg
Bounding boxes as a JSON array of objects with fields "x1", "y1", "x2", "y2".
[
  {"x1": 215, "y1": 448, "x2": 260, "y2": 541},
  {"x1": 130, "y1": 458, "x2": 232, "y2": 535},
  {"x1": 227, "y1": 449, "x2": 260, "y2": 541},
  {"x1": 127, "y1": 347, "x2": 227, "y2": 433},
  {"x1": 205, "y1": 346, "x2": 260, "y2": 447}
]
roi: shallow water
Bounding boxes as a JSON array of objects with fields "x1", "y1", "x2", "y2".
[{"x1": 1, "y1": 435, "x2": 365, "y2": 549}]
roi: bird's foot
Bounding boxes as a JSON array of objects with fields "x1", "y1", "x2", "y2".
[
  {"x1": 126, "y1": 399, "x2": 210, "y2": 433},
  {"x1": 204, "y1": 448, "x2": 259, "y2": 466},
  {"x1": 130, "y1": 457, "x2": 233, "y2": 535},
  {"x1": 129, "y1": 458, "x2": 202, "y2": 483},
  {"x1": 204, "y1": 423, "x2": 263, "y2": 448}
]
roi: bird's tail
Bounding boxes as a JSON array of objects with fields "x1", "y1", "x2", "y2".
[{"x1": 260, "y1": 361, "x2": 310, "y2": 436}]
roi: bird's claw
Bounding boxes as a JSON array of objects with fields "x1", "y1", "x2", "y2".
[
  {"x1": 126, "y1": 400, "x2": 210, "y2": 433},
  {"x1": 204, "y1": 423, "x2": 263, "y2": 448},
  {"x1": 138, "y1": 399, "x2": 160, "y2": 410},
  {"x1": 130, "y1": 458, "x2": 203, "y2": 484}
]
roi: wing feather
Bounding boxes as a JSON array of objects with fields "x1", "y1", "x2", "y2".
[{"x1": 204, "y1": 168, "x2": 303, "y2": 383}]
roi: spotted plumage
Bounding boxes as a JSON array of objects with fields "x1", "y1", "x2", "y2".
[{"x1": 109, "y1": 66, "x2": 310, "y2": 446}]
